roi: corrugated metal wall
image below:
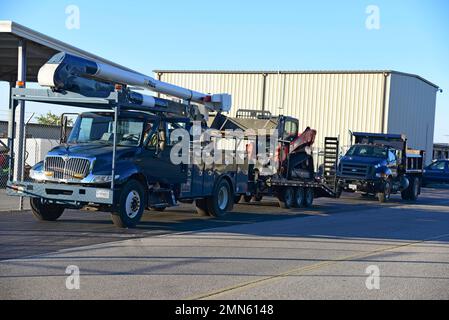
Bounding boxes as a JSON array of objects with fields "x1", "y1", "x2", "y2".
[
  {"x1": 156, "y1": 71, "x2": 437, "y2": 163},
  {"x1": 263, "y1": 73, "x2": 386, "y2": 150},
  {"x1": 387, "y1": 73, "x2": 438, "y2": 163},
  {"x1": 158, "y1": 73, "x2": 264, "y2": 116},
  {"x1": 158, "y1": 71, "x2": 387, "y2": 151}
]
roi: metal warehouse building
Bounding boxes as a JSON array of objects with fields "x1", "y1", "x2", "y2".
[{"x1": 154, "y1": 70, "x2": 440, "y2": 163}]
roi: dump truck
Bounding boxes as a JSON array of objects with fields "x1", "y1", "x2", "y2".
[{"x1": 336, "y1": 132, "x2": 424, "y2": 203}]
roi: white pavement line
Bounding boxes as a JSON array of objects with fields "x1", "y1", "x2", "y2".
[{"x1": 187, "y1": 232, "x2": 449, "y2": 300}]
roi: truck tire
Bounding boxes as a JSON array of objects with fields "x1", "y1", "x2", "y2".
[
  {"x1": 293, "y1": 187, "x2": 305, "y2": 208},
  {"x1": 335, "y1": 186, "x2": 343, "y2": 199},
  {"x1": 30, "y1": 198, "x2": 65, "y2": 221},
  {"x1": 411, "y1": 177, "x2": 420, "y2": 201},
  {"x1": 378, "y1": 179, "x2": 392, "y2": 203},
  {"x1": 254, "y1": 195, "x2": 263, "y2": 202},
  {"x1": 304, "y1": 187, "x2": 314, "y2": 207},
  {"x1": 278, "y1": 187, "x2": 294, "y2": 209},
  {"x1": 401, "y1": 177, "x2": 420, "y2": 201},
  {"x1": 195, "y1": 199, "x2": 209, "y2": 216},
  {"x1": 207, "y1": 179, "x2": 233, "y2": 218},
  {"x1": 111, "y1": 180, "x2": 146, "y2": 228}
]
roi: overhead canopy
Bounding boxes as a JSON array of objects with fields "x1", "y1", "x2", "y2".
[{"x1": 0, "y1": 20, "x2": 139, "y2": 83}]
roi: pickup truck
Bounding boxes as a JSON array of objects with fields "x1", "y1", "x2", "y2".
[{"x1": 337, "y1": 132, "x2": 424, "y2": 203}]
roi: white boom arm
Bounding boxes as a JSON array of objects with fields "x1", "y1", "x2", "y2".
[{"x1": 37, "y1": 52, "x2": 231, "y2": 113}]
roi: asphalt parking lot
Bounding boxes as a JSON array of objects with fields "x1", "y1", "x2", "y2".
[{"x1": 1, "y1": 187, "x2": 449, "y2": 300}]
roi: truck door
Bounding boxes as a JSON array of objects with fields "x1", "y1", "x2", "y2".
[
  {"x1": 180, "y1": 134, "x2": 206, "y2": 198},
  {"x1": 388, "y1": 149, "x2": 398, "y2": 177},
  {"x1": 141, "y1": 120, "x2": 187, "y2": 185}
]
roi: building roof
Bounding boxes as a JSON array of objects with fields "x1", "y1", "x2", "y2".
[
  {"x1": 0, "y1": 20, "x2": 139, "y2": 83},
  {"x1": 154, "y1": 69, "x2": 440, "y2": 90}
]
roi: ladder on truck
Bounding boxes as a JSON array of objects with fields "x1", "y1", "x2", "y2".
[{"x1": 322, "y1": 137, "x2": 339, "y2": 193}]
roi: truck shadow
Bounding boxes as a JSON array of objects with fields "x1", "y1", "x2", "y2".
[{"x1": 1, "y1": 190, "x2": 448, "y2": 261}]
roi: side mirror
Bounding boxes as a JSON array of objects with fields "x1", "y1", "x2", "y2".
[
  {"x1": 60, "y1": 116, "x2": 68, "y2": 144},
  {"x1": 60, "y1": 113, "x2": 78, "y2": 144}
]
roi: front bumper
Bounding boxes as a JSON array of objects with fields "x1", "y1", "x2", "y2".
[
  {"x1": 337, "y1": 177, "x2": 385, "y2": 193},
  {"x1": 7, "y1": 181, "x2": 114, "y2": 205},
  {"x1": 30, "y1": 169, "x2": 116, "y2": 185}
]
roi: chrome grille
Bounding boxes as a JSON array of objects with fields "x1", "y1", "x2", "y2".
[
  {"x1": 45, "y1": 156, "x2": 91, "y2": 180},
  {"x1": 341, "y1": 163, "x2": 371, "y2": 178}
]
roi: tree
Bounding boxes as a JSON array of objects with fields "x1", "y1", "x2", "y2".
[{"x1": 36, "y1": 112, "x2": 73, "y2": 126}]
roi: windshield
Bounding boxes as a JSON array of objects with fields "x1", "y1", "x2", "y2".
[
  {"x1": 68, "y1": 115, "x2": 146, "y2": 146},
  {"x1": 346, "y1": 145, "x2": 388, "y2": 158}
]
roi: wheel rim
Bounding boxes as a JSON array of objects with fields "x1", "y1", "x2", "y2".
[
  {"x1": 125, "y1": 190, "x2": 141, "y2": 219},
  {"x1": 413, "y1": 179, "x2": 419, "y2": 197},
  {"x1": 218, "y1": 185, "x2": 229, "y2": 211},
  {"x1": 385, "y1": 182, "x2": 391, "y2": 200},
  {"x1": 285, "y1": 188, "x2": 293, "y2": 206},
  {"x1": 295, "y1": 188, "x2": 305, "y2": 207},
  {"x1": 306, "y1": 188, "x2": 313, "y2": 205}
]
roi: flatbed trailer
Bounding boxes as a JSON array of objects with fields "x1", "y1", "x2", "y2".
[
  {"x1": 211, "y1": 110, "x2": 340, "y2": 209},
  {"x1": 268, "y1": 177, "x2": 337, "y2": 197},
  {"x1": 250, "y1": 141, "x2": 340, "y2": 208}
]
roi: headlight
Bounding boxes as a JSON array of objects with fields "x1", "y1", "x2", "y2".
[
  {"x1": 90, "y1": 175, "x2": 113, "y2": 183},
  {"x1": 87, "y1": 175, "x2": 120, "y2": 183},
  {"x1": 29, "y1": 168, "x2": 46, "y2": 181},
  {"x1": 376, "y1": 172, "x2": 387, "y2": 178},
  {"x1": 374, "y1": 164, "x2": 381, "y2": 169}
]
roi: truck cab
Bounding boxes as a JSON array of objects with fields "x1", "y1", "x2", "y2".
[
  {"x1": 337, "y1": 132, "x2": 423, "y2": 203},
  {"x1": 31, "y1": 111, "x2": 189, "y2": 186},
  {"x1": 26, "y1": 110, "x2": 196, "y2": 225},
  {"x1": 22, "y1": 105, "x2": 245, "y2": 227}
]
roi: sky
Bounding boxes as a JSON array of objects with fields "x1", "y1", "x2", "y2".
[{"x1": 0, "y1": 0, "x2": 448, "y2": 142}]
